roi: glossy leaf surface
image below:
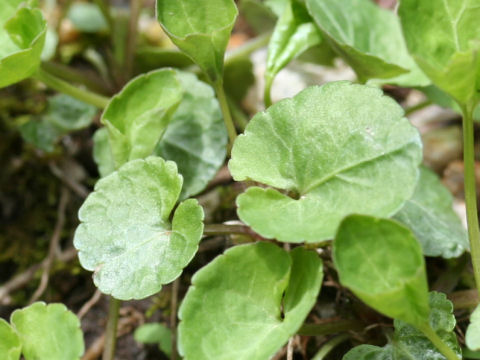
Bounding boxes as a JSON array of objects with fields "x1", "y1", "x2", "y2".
[
  {"x1": 74, "y1": 157, "x2": 204, "y2": 300},
  {"x1": 10, "y1": 302, "x2": 84, "y2": 360},
  {"x1": 102, "y1": 69, "x2": 183, "y2": 167},
  {"x1": 0, "y1": 319, "x2": 21, "y2": 360},
  {"x1": 399, "y1": 0, "x2": 480, "y2": 105},
  {"x1": 333, "y1": 215, "x2": 429, "y2": 326},
  {"x1": 394, "y1": 166, "x2": 468, "y2": 258},
  {"x1": 178, "y1": 243, "x2": 323, "y2": 360},
  {"x1": 95, "y1": 71, "x2": 227, "y2": 198},
  {"x1": 266, "y1": 0, "x2": 322, "y2": 89},
  {"x1": 467, "y1": 305, "x2": 480, "y2": 351},
  {"x1": 343, "y1": 292, "x2": 461, "y2": 359},
  {"x1": 0, "y1": 2, "x2": 47, "y2": 88},
  {"x1": 229, "y1": 82, "x2": 422, "y2": 243},
  {"x1": 154, "y1": 71, "x2": 227, "y2": 199},
  {"x1": 156, "y1": 0, "x2": 238, "y2": 82},
  {"x1": 306, "y1": 0, "x2": 429, "y2": 86}
]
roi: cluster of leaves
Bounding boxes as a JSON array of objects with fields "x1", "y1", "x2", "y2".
[{"x1": 3, "y1": 0, "x2": 480, "y2": 359}]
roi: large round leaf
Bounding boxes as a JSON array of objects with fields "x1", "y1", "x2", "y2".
[
  {"x1": 229, "y1": 82, "x2": 422, "y2": 243},
  {"x1": 74, "y1": 157, "x2": 204, "y2": 300},
  {"x1": 10, "y1": 302, "x2": 84, "y2": 360},
  {"x1": 333, "y1": 215, "x2": 429, "y2": 327},
  {"x1": 0, "y1": 1, "x2": 46, "y2": 88},
  {"x1": 0, "y1": 319, "x2": 21, "y2": 360},
  {"x1": 178, "y1": 242, "x2": 323, "y2": 360}
]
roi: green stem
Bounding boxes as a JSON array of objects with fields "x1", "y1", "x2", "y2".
[
  {"x1": 225, "y1": 32, "x2": 272, "y2": 65},
  {"x1": 404, "y1": 100, "x2": 432, "y2": 116},
  {"x1": 312, "y1": 334, "x2": 350, "y2": 360},
  {"x1": 125, "y1": 0, "x2": 142, "y2": 78},
  {"x1": 418, "y1": 323, "x2": 460, "y2": 360},
  {"x1": 102, "y1": 297, "x2": 121, "y2": 360},
  {"x1": 34, "y1": 68, "x2": 109, "y2": 109},
  {"x1": 462, "y1": 103, "x2": 480, "y2": 297},
  {"x1": 213, "y1": 80, "x2": 237, "y2": 152},
  {"x1": 264, "y1": 74, "x2": 273, "y2": 108},
  {"x1": 227, "y1": 96, "x2": 249, "y2": 131},
  {"x1": 203, "y1": 224, "x2": 254, "y2": 236}
]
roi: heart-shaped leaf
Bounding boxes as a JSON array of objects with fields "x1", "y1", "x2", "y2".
[
  {"x1": 399, "y1": 0, "x2": 480, "y2": 105},
  {"x1": 333, "y1": 215, "x2": 429, "y2": 327},
  {"x1": 156, "y1": 0, "x2": 238, "y2": 82},
  {"x1": 265, "y1": 0, "x2": 322, "y2": 102},
  {"x1": 306, "y1": 0, "x2": 429, "y2": 86},
  {"x1": 343, "y1": 292, "x2": 461, "y2": 359},
  {"x1": 10, "y1": 302, "x2": 84, "y2": 360},
  {"x1": 94, "y1": 70, "x2": 227, "y2": 198},
  {"x1": 178, "y1": 242, "x2": 323, "y2": 360},
  {"x1": 229, "y1": 82, "x2": 422, "y2": 243},
  {"x1": 467, "y1": 304, "x2": 480, "y2": 351},
  {"x1": 0, "y1": 319, "x2": 21, "y2": 360},
  {"x1": 0, "y1": 1, "x2": 46, "y2": 88},
  {"x1": 394, "y1": 166, "x2": 468, "y2": 258},
  {"x1": 102, "y1": 69, "x2": 183, "y2": 168},
  {"x1": 74, "y1": 157, "x2": 204, "y2": 300}
]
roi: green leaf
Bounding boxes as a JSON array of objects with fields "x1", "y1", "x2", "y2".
[
  {"x1": 178, "y1": 242, "x2": 323, "y2": 360},
  {"x1": 399, "y1": 0, "x2": 480, "y2": 105},
  {"x1": 224, "y1": 56, "x2": 255, "y2": 103},
  {"x1": 306, "y1": 0, "x2": 429, "y2": 86},
  {"x1": 19, "y1": 94, "x2": 97, "y2": 152},
  {"x1": 229, "y1": 82, "x2": 422, "y2": 243},
  {"x1": 67, "y1": 3, "x2": 108, "y2": 33},
  {"x1": 156, "y1": 0, "x2": 238, "y2": 82},
  {"x1": 333, "y1": 215, "x2": 429, "y2": 327},
  {"x1": 394, "y1": 166, "x2": 468, "y2": 258},
  {"x1": 266, "y1": 0, "x2": 322, "y2": 91},
  {"x1": 102, "y1": 69, "x2": 183, "y2": 167},
  {"x1": 74, "y1": 157, "x2": 204, "y2": 300},
  {"x1": 134, "y1": 323, "x2": 172, "y2": 356},
  {"x1": 0, "y1": 319, "x2": 21, "y2": 360},
  {"x1": 239, "y1": 0, "x2": 277, "y2": 34},
  {"x1": 154, "y1": 71, "x2": 227, "y2": 199},
  {"x1": 92, "y1": 128, "x2": 115, "y2": 178},
  {"x1": 343, "y1": 292, "x2": 461, "y2": 359},
  {"x1": 10, "y1": 302, "x2": 84, "y2": 360},
  {"x1": 467, "y1": 305, "x2": 480, "y2": 351},
  {"x1": 0, "y1": 2, "x2": 46, "y2": 88}
]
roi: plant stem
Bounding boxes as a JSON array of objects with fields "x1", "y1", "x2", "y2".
[
  {"x1": 418, "y1": 323, "x2": 460, "y2": 360},
  {"x1": 93, "y1": 0, "x2": 114, "y2": 33},
  {"x1": 102, "y1": 297, "x2": 121, "y2": 360},
  {"x1": 203, "y1": 224, "x2": 255, "y2": 236},
  {"x1": 213, "y1": 80, "x2": 237, "y2": 152},
  {"x1": 225, "y1": 31, "x2": 271, "y2": 65},
  {"x1": 404, "y1": 99, "x2": 432, "y2": 115},
  {"x1": 170, "y1": 279, "x2": 179, "y2": 360},
  {"x1": 264, "y1": 74, "x2": 273, "y2": 108},
  {"x1": 312, "y1": 334, "x2": 350, "y2": 360},
  {"x1": 34, "y1": 67, "x2": 109, "y2": 108},
  {"x1": 125, "y1": 0, "x2": 142, "y2": 78},
  {"x1": 462, "y1": 103, "x2": 480, "y2": 297}
]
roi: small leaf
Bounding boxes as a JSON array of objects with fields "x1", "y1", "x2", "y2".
[
  {"x1": 399, "y1": 0, "x2": 480, "y2": 105},
  {"x1": 92, "y1": 128, "x2": 115, "y2": 178},
  {"x1": 102, "y1": 69, "x2": 183, "y2": 167},
  {"x1": 156, "y1": 0, "x2": 238, "y2": 82},
  {"x1": 0, "y1": 2, "x2": 46, "y2": 88},
  {"x1": 333, "y1": 215, "x2": 429, "y2": 326},
  {"x1": 467, "y1": 304, "x2": 480, "y2": 351},
  {"x1": 229, "y1": 82, "x2": 422, "y2": 243},
  {"x1": 74, "y1": 157, "x2": 204, "y2": 300},
  {"x1": 19, "y1": 118, "x2": 60, "y2": 152},
  {"x1": 67, "y1": 3, "x2": 108, "y2": 33},
  {"x1": 178, "y1": 242, "x2": 323, "y2": 360},
  {"x1": 265, "y1": 0, "x2": 322, "y2": 94},
  {"x1": 154, "y1": 71, "x2": 227, "y2": 199},
  {"x1": 343, "y1": 292, "x2": 461, "y2": 359},
  {"x1": 394, "y1": 166, "x2": 468, "y2": 258},
  {"x1": 134, "y1": 323, "x2": 172, "y2": 356},
  {"x1": 0, "y1": 319, "x2": 21, "y2": 360},
  {"x1": 306, "y1": 0, "x2": 429, "y2": 86},
  {"x1": 10, "y1": 302, "x2": 84, "y2": 360}
]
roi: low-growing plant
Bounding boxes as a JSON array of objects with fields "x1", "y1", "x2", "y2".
[{"x1": 3, "y1": 0, "x2": 480, "y2": 359}]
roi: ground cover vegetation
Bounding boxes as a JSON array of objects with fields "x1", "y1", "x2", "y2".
[{"x1": 2, "y1": 0, "x2": 480, "y2": 359}]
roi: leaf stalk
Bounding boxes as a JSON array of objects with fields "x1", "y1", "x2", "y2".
[
  {"x1": 418, "y1": 322, "x2": 460, "y2": 360},
  {"x1": 102, "y1": 297, "x2": 121, "y2": 360},
  {"x1": 213, "y1": 80, "x2": 237, "y2": 152}
]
